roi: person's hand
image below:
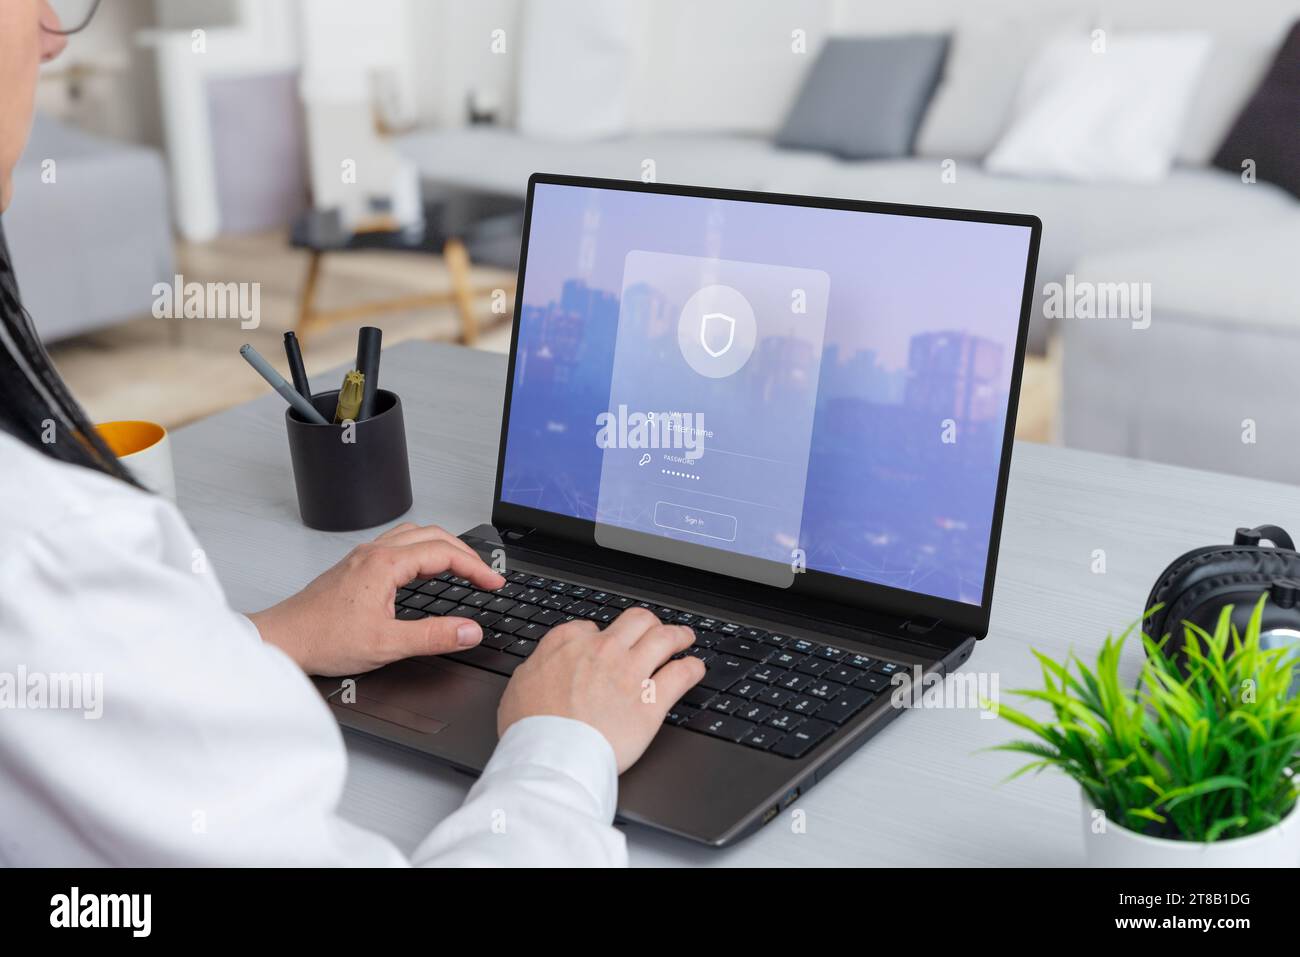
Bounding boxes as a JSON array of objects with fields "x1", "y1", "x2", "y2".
[
  {"x1": 249, "y1": 522, "x2": 504, "y2": 676},
  {"x1": 498, "y1": 608, "x2": 706, "y2": 773}
]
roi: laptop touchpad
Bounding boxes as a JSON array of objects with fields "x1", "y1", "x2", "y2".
[{"x1": 318, "y1": 659, "x2": 487, "y2": 735}]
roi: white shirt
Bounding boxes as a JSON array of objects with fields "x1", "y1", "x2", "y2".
[{"x1": 0, "y1": 432, "x2": 627, "y2": 866}]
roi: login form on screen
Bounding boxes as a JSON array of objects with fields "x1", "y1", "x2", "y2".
[{"x1": 500, "y1": 183, "x2": 1031, "y2": 605}]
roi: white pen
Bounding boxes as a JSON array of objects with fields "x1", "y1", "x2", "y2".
[{"x1": 239, "y1": 343, "x2": 329, "y2": 424}]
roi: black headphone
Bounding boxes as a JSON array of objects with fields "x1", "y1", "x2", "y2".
[{"x1": 1145, "y1": 525, "x2": 1300, "y2": 665}]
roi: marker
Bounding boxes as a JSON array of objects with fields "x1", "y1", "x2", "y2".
[
  {"x1": 239, "y1": 343, "x2": 329, "y2": 424},
  {"x1": 355, "y1": 326, "x2": 382, "y2": 420},
  {"x1": 283, "y1": 331, "x2": 311, "y2": 399}
]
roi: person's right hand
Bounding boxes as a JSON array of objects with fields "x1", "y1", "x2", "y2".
[{"x1": 497, "y1": 608, "x2": 706, "y2": 773}]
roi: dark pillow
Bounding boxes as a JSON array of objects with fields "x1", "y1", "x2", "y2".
[
  {"x1": 776, "y1": 35, "x2": 949, "y2": 159},
  {"x1": 1212, "y1": 20, "x2": 1300, "y2": 199}
]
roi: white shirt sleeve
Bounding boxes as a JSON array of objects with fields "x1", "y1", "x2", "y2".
[{"x1": 0, "y1": 469, "x2": 626, "y2": 867}]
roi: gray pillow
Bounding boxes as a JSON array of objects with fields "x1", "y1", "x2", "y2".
[{"x1": 776, "y1": 35, "x2": 949, "y2": 159}]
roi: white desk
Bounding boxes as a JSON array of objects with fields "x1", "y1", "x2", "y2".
[{"x1": 172, "y1": 340, "x2": 1300, "y2": 865}]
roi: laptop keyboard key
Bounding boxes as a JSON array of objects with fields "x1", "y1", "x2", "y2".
[
  {"x1": 396, "y1": 606, "x2": 427, "y2": 621},
  {"x1": 770, "y1": 719, "x2": 834, "y2": 759},
  {"x1": 681, "y1": 686, "x2": 716, "y2": 709},
  {"x1": 699, "y1": 657, "x2": 748, "y2": 691},
  {"x1": 684, "y1": 711, "x2": 754, "y2": 743},
  {"x1": 787, "y1": 695, "x2": 824, "y2": 716},
  {"x1": 804, "y1": 680, "x2": 844, "y2": 700},
  {"x1": 734, "y1": 702, "x2": 773, "y2": 724},
  {"x1": 739, "y1": 726, "x2": 783, "y2": 751},
  {"x1": 709, "y1": 696, "x2": 742, "y2": 715},
  {"x1": 425, "y1": 598, "x2": 456, "y2": 616},
  {"x1": 822, "y1": 688, "x2": 875, "y2": 725},
  {"x1": 482, "y1": 630, "x2": 513, "y2": 650},
  {"x1": 776, "y1": 673, "x2": 811, "y2": 692},
  {"x1": 755, "y1": 687, "x2": 792, "y2": 708},
  {"x1": 854, "y1": 672, "x2": 892, "y2": 694},
  {"x1": 664, "y1": 704, "x2": 697, "y2": 726},
  {"x1": 505, "y1": 639, "x2": 538, "y2": 658},
  {"x1": 444, "y1": 645, "x2": 521, "y2": 677},
  {"x1": 795, "y1": 658, "x2": 832, "y2": 677},
  {"x1": 715, "y1": 636, "x2": 768, "y2": 661},
  {"x1": 517, "y1": 622, "x2": 549, "y2": 641},
  {"x1": 766, "y1": 711, "x2": 804, "y2": 732},
  {"x1": 826, "y1": 665, "x2": 858, "y2": 684}
]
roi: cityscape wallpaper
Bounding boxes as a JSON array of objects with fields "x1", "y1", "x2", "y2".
[{"x1": 500, "y1": 184, "x2": 1033, "y2": 605}]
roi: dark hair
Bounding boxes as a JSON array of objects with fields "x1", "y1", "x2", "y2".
[{"x1": 0, "y1": 216, "x2": 140, "y2": 485}]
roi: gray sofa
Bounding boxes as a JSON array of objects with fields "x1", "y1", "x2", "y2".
[
  {"x1": 399, "y1": 126, "x2": 1300, "y2": 360},
  {"x1": 1064, "y1": 220, "x2": 1300, "y2": 482},
  {"x1": 4, "y1": 115, "x2": 174, "y2": 342}
]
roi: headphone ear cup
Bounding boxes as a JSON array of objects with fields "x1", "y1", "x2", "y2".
[{"x1": 1145, "y1": 546, "x2": 1300, "y2": 643}]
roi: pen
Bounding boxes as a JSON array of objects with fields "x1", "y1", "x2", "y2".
[
  {"x1": 355, "y1": 326, "x2": 382, "y2": 420},
  {"x1": 283, "y1": 331, "x2": 311, "y2": 399},
  {"x1": 239, "y1": 343, "x2": 329, "y2": 425}
]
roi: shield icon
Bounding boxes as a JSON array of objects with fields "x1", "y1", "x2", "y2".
[{"x1": 699, "y1": 312, "x2": 736, "y2": 358}]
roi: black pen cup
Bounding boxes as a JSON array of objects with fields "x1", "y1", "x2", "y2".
[{"x1": 285, "y1": 389, "x2": 413, "y2": 532}]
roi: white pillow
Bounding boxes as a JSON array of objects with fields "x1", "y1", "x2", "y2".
[
  {"x1": 516, "y1": 0, "x2": 640, "y2": 141},
  {"x1": 914, "y1": 11, "x2": 1089, "y2": 159},
  {"x1": 985, "y1": 31, "x2": 1212, "y2": 183}
]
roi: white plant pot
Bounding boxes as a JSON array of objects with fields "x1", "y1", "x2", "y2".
[{"x1": 1081, "y1": 794, "x2": 1300, "y2": 867}]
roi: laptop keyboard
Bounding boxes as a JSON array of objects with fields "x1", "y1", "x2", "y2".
[{"x1": 395, "y1": 569, "x2": 906, "y2": 760}]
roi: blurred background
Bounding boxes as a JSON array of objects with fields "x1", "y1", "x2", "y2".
[{"x1": 8, "y1": 0, "x2": 1300, "y2": 478}]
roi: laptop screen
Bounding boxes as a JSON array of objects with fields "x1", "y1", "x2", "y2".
[{"x1": 498, "y1": 180, "x2": 1034, "y2": 608}]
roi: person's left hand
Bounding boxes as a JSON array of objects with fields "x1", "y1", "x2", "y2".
[{"x1": 248, "y1": 522, "x2": 505, "y2": 676}]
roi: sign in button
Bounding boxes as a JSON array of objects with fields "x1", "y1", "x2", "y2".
[{"x1": 653, "y1": 501, "x2": 738, "y2": 542}]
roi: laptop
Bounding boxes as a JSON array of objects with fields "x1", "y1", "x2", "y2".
[{"x1": 318, "y1": 174, "x2": 1041, "y2": 847}]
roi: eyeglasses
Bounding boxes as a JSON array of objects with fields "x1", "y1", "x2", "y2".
[{"x1": 43, "y1": 0, "x2": 104, "y2": 36}]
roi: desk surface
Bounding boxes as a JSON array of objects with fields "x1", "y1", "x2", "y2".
[{"x1": 173, "y1": 340, "x2": 1300, "y2": 866}]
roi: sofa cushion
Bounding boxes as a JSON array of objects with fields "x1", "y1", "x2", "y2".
[
  {"x1": 1063, "y1": 221, "x2": 1300, "y2": 481},
  {"x1": 915, "y1": 11, "x2": 1087, "y2": 160},
  {"x1": 798, "y1": 159, "x2": 1296, "y2": 298},
  {"x1": 1213, "y1": 20, "x2": 1300, "y2": 199},
  {"x1": 985, "y1": 31, "x2": 1211, "y2": 183},
  {"x1": 774, "y1": 35, "x2": 948, "y2": 159},
  {"x1": 1073, "y1": 220, "x2": 1300, "y2": 331},
  {"x1": 397, "y1": 127, "x2": 837, "y2": 196}
]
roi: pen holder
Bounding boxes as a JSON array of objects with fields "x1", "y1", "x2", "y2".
[{"x1": 285, "y1": 389, "x2": 413, "y2": 532}]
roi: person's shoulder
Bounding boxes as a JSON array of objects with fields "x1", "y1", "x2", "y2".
[{"x1": 0, "y1": 430, "x2": 161, "y2": 549}]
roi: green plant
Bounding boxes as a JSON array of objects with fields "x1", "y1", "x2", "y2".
[{"x1": 994, "y1": 597, "x2": 1300, "y2": 842}]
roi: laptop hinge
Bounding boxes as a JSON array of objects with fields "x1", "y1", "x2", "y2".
[{"x1": 902, "y1": 616, "x2": 941, "y2": 635}]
